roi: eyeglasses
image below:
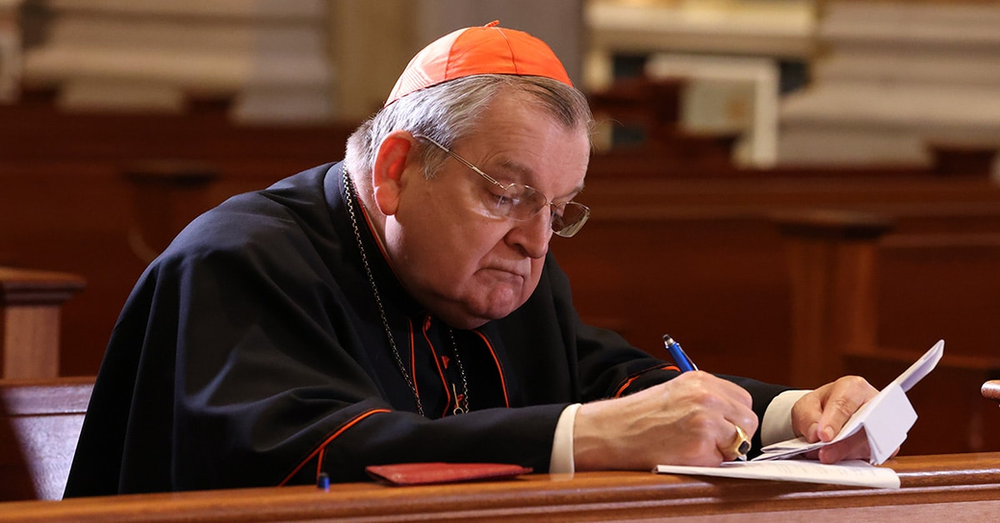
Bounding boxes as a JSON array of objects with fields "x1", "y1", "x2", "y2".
[{"x1": 414, "y1": 134, "x2": 590, "y2": 238}]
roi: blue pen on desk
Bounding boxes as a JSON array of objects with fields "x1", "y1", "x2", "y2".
[{"x1": 663, "y1": 334, "x2": 698, "y2": 372}]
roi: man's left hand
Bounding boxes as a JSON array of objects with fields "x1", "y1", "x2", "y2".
[{"x1": 790, "y1": 376, "x2": 888, "y2": 464}]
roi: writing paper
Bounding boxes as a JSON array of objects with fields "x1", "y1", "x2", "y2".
[{"x1": 655, "y1": 459, "x2": 900, "y2": 489}]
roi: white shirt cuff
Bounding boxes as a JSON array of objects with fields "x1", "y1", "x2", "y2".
[
  {"x1": 761, "y1": 389, "x2": 810, "y2": 446},
  {"x1": 549, "y1": 403, "x2": 582, "y2": 474}
]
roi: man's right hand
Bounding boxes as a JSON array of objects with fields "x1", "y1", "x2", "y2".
[{"x1": 572, "y1": 371, "x2": 759, "y2": 470}]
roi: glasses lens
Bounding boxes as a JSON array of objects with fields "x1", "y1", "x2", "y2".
[
  {"x1": 508, "y1": 186, "x2": 547, "y2": 220},
  {"x1": 481, "y1": 184, "x2": 525, "y2": 218},
  {"x1": 552, "y1": 202, "x2": 590, "y2": 238}
]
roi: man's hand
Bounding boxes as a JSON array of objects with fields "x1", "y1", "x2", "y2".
[
  {"x1": 573, "y1": 372, "x2": 758, "y2": 471},
  {"x1": 791, "y1": 376, "x2": 884, "y2": 464}
]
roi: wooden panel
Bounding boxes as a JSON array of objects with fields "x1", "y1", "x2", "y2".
[
  {"x1": 775, "y1": 210, "x2": 893, "y2": 387},
  {"x1": 552, "y1": 213, "x2": 792, "y2": 384},
  {"x1": 0, "y1": 376, "x2": 94, "y2": 501},
  {"x1": 877, "y1": 235, "x2": 1000, "y2": 356}
]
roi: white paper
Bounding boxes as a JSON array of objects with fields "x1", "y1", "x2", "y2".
[
  {"x1": 892, "y1": 339, "x2": 945, "y2": 392},
  {"x1": 755, "y1": 340, "x2": 944, "y2": 465},
  {"x1": 654, "y1": 459, "x2": 900, "y2": 489},
  {"x1": 860, "y1": 383, "x2": 916, "y2": 464}
]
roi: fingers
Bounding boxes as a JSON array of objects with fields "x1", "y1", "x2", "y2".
[
  {"x1": 815, "y1": 376, "x2": 876, "y2": 442},
  {"x1": 816, "y1": 430, "x2": 872, "y2": 464},
  {"x1": 791, "y1": 376, "x2": 886, "y2": 465},
  {"x1": 792, "y1": 376, "x2": 878, "y2": 444},
  {"x1": 790, "y1": 389, "x2": 824, "y2": 441},
  {"x1": 665, "y1": 373, "x2": 758, "y2": 464}
]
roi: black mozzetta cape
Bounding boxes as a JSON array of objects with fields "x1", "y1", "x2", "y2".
[{"x1": 65, "y1": 162, "x2": 789, "y2": 496}]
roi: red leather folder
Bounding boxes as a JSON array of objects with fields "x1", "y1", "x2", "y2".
[{"x1": 365, "y1": 462, "x2": 532, "y2": 486}]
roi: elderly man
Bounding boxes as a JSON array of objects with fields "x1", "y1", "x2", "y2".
[{"x1": 66, "y1": 22, "x2": 878, "y2": 496}]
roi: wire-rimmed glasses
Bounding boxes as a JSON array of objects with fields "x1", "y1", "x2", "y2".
[{"x1": 415, "y1": 134, "x2": 590, "y2": 238}]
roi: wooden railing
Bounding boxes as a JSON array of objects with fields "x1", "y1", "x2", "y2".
[{"x1": 2, "y1": 452, "x2": 999, "y2": 521}]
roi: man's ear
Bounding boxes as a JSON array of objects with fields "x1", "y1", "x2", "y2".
[{"x1": 371, "y1": 131, "x2": 417, "y2": 216}]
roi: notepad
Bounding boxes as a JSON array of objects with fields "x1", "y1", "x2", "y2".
[{"x1": 655, "y1": 459, "x2": 900, "y2": 489}]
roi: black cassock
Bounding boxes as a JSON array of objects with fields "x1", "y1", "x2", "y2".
[{"x1": 65, "y1": 162, "x2": 788, "y2": 496}]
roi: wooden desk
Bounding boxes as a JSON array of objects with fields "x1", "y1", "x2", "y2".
[{"x1": 3, "y1": 453, "x2": 999, "y2": 522}]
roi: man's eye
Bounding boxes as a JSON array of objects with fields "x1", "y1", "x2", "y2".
[{"x1": 493, "y1": 194, "x2": 515, "y2": 206}]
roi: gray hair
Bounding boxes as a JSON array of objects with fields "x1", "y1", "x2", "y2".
[{"x1": 344, "y1": 74, "x2": 594, "y2": 180}]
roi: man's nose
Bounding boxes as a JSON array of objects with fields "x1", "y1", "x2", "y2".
[{"x1": 506, "y1": 206, "x2": 552, "y2": 259}]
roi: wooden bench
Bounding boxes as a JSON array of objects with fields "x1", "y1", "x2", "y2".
[{"x1": 0, "y1": 376, "x2": 94, "y2": 501}]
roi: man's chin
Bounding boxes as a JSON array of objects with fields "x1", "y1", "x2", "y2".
[
  {"x1": 434, "y1": 283, "x2": 533, "y2": 329},
  {"x1": 441, "y1": 298, "x2": 523, "y2": 330},
  {"x1": 449, "y1": 305, "x2": 516, "y2": 330}
]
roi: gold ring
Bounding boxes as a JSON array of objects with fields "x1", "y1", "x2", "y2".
[{"x1": 731, "y1": 425, "x2": 751, "y2": 458}]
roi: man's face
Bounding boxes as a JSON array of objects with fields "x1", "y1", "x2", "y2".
[{"x1": 382, "y1": 92, "x2": 590, "y2": 329}]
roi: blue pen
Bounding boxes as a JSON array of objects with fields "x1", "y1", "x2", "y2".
[
  {"x1": 664, "y1": 334, "x2": 751, "y2": 459},
  {"x1": 663, "y1": 334, "x2": 698, "y2": 372}
]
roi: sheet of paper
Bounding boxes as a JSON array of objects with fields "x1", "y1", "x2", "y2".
[
  {"x1": 754, "y1": 339, "x2": 944, "y2": 464},
  {"x1": 858, "y1": 383, "x2": 916, "y2": 463},
  {"x1": 655, "y1": 459, "x2": 900, "y2": 489}
]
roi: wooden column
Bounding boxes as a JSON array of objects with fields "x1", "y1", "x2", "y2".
[
  {"x1": 0, "y1": 267, "x2": 85, "y2": 379},
  {"x1": 775, "y1": 210, "x2": 894, "y2": 388}
]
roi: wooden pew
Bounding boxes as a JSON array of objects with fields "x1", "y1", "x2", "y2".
[
  {"x1": 2, "y1": 452, "x2": 999, "y2": 521},
  {"x1": 0, "y1": 376, "x2": 94, "y2": 501},
  {"x1": 0, "y1": 91, "x2": 358, "y2": 376},
  {"x1": 773, "y1": 210, "x2": 894, "y2": 387},
  {"x1": 123, "y1": 161, "x2": 220, "y2": 260},
  {"x1": 0, "y1": 267, "x2": 85, "y2": 379}
]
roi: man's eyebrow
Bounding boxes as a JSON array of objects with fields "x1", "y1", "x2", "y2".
[
  {"x1": 496, "y1": 158, "x2": 587, "y2": 200},
  {"x1": 494, "y1": 157, "x2": 533, "y2": 180}
]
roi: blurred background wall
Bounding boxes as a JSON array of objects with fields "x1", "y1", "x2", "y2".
[{"x1": 5, "y1": 0, "x2": 999, "y2": 172}]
